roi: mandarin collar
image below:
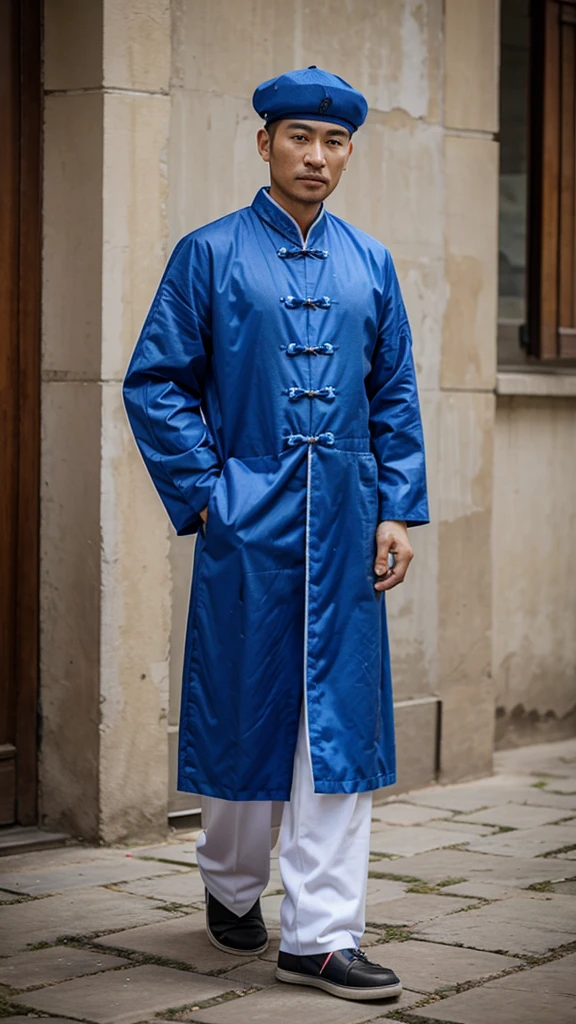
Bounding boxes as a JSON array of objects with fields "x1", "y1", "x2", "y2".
[{"x1": 251, "y1": 186, "x2": 327, "y2": 250}]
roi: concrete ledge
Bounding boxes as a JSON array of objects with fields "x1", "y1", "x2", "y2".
[
  {"x1": 497, "y1": 371, "x2": 576, "y2": 398},
  {"x1": 374, "y1": 697, "x2": 441, "y2": 800}
]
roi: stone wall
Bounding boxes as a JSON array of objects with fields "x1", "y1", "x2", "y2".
[
  {"x1": 493, "y1": 395, "x2": 576, "y2": 747},
  {"x1": 40, "y1": 0, "x2": 173, "y2": 842},
  {"x1": 39, "y1": 0, "x2": 531, "y2": 841}
]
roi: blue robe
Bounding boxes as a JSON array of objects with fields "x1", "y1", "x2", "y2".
[{"x1": 123, "y1": 186, "x2": 429, "y2": 801}]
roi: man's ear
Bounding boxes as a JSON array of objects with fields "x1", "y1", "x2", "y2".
[{"x1": 257, "y1": 127, "x2": 271, "y2": 164}]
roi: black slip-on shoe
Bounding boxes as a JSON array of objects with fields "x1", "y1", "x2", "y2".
[
  {"x1": 276, "y1": 947, "x2": 402, "y2": 1001},
  {"x1": 205, "y1": 889, "x2": 269, "y2": 955}
]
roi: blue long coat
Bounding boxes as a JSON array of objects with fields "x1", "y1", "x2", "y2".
[{"x1": 123, "y1": 187, "x2": 429, "y2": 801}]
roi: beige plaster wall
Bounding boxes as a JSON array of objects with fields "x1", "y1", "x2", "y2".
[
  {"x1": 168, "y1": 0, "x2": 499, "y2": 794},
  {"x1": 40, "y1": 0, "x2": 172, "y2": 841},
  {"x1": 493, "y1": 397, "x2": 576, "y2": 747}
]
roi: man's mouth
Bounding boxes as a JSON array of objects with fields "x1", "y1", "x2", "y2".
[{"x1": 298, "y1": 177, "x2": 327, "y2": 184}]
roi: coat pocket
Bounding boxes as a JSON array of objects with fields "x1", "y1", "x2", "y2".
[{"x1": 240, "y1": 567, "x2": 305, "y2": 679}]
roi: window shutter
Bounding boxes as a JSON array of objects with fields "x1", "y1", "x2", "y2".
[{"x1": 530, "y1": 0, "x2": 576, "y2": 358}]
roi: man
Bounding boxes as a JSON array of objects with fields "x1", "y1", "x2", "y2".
[{"x1": 123, "y1": 66, "x2": 428, "y2": 1002}]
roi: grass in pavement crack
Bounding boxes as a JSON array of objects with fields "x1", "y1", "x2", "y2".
[
  {"x1": 406, "y1": 881, "x2": 440, "y2": 894},
  {"x1": 158, "y1": 988, "x2": 258, "y2": 1017},
  {"x1": 406, "y1": 879, "x2": 472, "y2": 897},
  {"x1": 364, "y1": 925, "x2": 414, "y2": 942},
  {"x1": 541, "y1": 843, "x2": 576, "y2": 858}
]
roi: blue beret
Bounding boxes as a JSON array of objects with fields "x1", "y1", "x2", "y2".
[{"x1": 252, "y1": 66, "x2": 368, "y2": 134}]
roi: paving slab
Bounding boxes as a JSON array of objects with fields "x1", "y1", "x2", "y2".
[
  {"x1": 506, "y1": 953, "x2": 576, "y2": 992},
  {"x1": 414, "y1": 893, "x2": 576, "y2": 955},
  {"x1": 404, "y1": 780, "x2": 576, "y2": 814},
  {"x1": 0, "y1": 857, "x2": 187, "y2": 896},
  {"x1": 424, "y1": 820, "x2": 496, "y2": 837},
  {"x1": 18, "y1": 964, "x2": 233, "y2": 1024},
  {"x1": 116, "y1": 867, "x2": 206, "y2": 904},
  {"x1": 371, "y1": 804, "x2": 454, "y2": 826},
  {"x1": 96, "y1": 909, "x2": 275, "y2": 972},
  {"x1": 259, "y1": 935, "x2": 281, "y2": 963},
  {"x1": 407, "y1": 953, "x2": 576, "y2": 1023},
  {"x1": 370, "y1": 826, "x2": 471, "y2": 858},
  {"x1": 440, "y1": 881, "x2": 519, "y2": 900},
  {"x1": 129, "y1": 841, "x2": 198, "y2": 866},
  {"x1": 407, "y1": 987, "x2": 576, "y2": 1023},
  {"x1": 366, "y1": 876, "x2": 409, "y2": 901},
  {"x1": 261, "y1": 892, "x2": 283, "y2": 924},
  {"x1": 370, "y1": 848, "x2": 574, "y2": 887},
  {"x1": 495, "y1": 739, "x2": 576, "y2": 776},
  {"x1": 551, "y1": 879, "x2": 576, "y2": 894},
  {"x1": 220, "y1": 957, "x2": 278, "y2": 988},
  {"x1": 514, "y1": 789, "x2": 576, "y2": 810},
  {"x1": 0, "y1": 886, "x2": 176, "y2": 956},
  {"x1": 0, "y1": 846, "x2": 123, "y2": 875},
  {"x1": 542, "y1": 778, "x2": 576, "y2": 794},
  {"x1": 454, "y1": 804, "x2": 571, "y2": 829},
  {"x1": 0, "y1": 945, "x2": 129, "y2": 990},
  {"x1": 366, "y1": 893, "x2": 478, "y2": 927},
  {"x1": 3, "y1": 1018, "x2": 79, "y2": 1023},
  {"x1": 465, "y1": 823, "x2": 576, "y2": 857},
  {"x1": 366, "y1": 939, "x2": 523, "y2": 993},
  {"x1": 186, "y1": 983, "x2": 421, "y2": 1023}
]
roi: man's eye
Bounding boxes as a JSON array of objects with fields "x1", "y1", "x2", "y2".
[
  {"x1": 292, "y1": 135, "x2": 307, "y2": 141},
  {"x1": 328, "y1": 140, "x2": 342, "y2": 147}
]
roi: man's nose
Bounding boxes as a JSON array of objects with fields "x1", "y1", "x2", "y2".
[{"x1": 304, "y1": 142, "x2": 326, "y2": 167}]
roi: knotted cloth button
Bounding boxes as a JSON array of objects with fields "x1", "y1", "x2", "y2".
[
  {"x1": 277, "y1": 247, "x2": 329, "y2": 260},
  {"x1": 285, "y1": 341, "x2": 336, "y2": 357},
  {"x1": 280, "y1": 295, "x2": 332, "y2": 309},
  {"x1": 286, "y1": 386, "x2": 337, "y2": 402},
  {"x1": 287, "y1": 432, "x2": 336, "y2": 447}
]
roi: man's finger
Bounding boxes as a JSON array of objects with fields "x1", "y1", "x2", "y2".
[
  {"x1": 374, "y1": 546, "x2": 413, "y2": 591},
  {"x1": 374, "y1": 531, "x2": 393, "y2": 580}
]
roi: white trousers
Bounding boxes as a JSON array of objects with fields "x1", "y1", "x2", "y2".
[{"x1": 196, "y1": 709, "x2": 373, "y2": 956}]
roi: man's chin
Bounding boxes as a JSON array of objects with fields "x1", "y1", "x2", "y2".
[{"x1": 293, "y1": 183, "x2": 330, "y2": 203}]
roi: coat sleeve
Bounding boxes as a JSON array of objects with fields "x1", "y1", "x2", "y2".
[
  {"x1": 367, "y1": 249, "x2": 429, "y2": 527},
  {"x1": 122, "y1": 234, "x2": 222, "y2": 537}
]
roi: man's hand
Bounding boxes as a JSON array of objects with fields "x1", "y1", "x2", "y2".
[
  {"x1": 200, "y1": 506, "x2": 208, "y2": 524},
  {"x1": 373, "y1": 520, "x2": 413, "y2": 592}
]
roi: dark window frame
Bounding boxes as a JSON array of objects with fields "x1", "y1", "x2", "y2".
[{"x1": 499, "y1": 0, "x2": 576, "y2": 367}]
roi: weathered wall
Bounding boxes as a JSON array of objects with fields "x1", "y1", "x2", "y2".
[
  {"x1": 493, "y1": 396, "x2": 576, "y2": 747},
  {"x1": 39, "y1": 0, "x2": 502, "y2": 840},
  {"x1": 168, "y1": 0, "x2": 500, "y2": 795},
  {"x1": 40, "y1": 0, "x2": 172, "y2": 842}
]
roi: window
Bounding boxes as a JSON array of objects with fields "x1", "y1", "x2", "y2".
[{"x1": 499, "y1": 0, "x2": 576, "y2": 365}]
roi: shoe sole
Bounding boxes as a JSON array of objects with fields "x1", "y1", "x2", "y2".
[
  {"x1": 206, "y1": 923, "x2": 269, "y2": 957},
  {"x1": 275, "y1": 967, "x2": 402, "y2": 1002}
]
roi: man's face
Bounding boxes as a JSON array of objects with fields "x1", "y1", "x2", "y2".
[{"x1": 257, "y1": 120, "x2": 353, "y2": 205}]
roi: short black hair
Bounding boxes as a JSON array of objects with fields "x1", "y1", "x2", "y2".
[{"x1": 265, "y1": 121, "x2": 280, "y2": 145}]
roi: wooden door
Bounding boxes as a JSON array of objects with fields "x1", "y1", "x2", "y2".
[
  {"x1": 529, "y1": 0, "x2": 576, "y2": 358},
  {"x1": 0, "y1": 0, "x2": 42, "y2": 826}
]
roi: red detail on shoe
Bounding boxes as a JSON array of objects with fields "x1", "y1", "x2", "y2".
[{"x1": 319, "y1": 952, "x2": 335, "y2": 975}]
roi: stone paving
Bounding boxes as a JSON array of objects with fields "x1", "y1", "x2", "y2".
[{"x1": 0, "y1": 739, "x2": 575, "y2": 1023}]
